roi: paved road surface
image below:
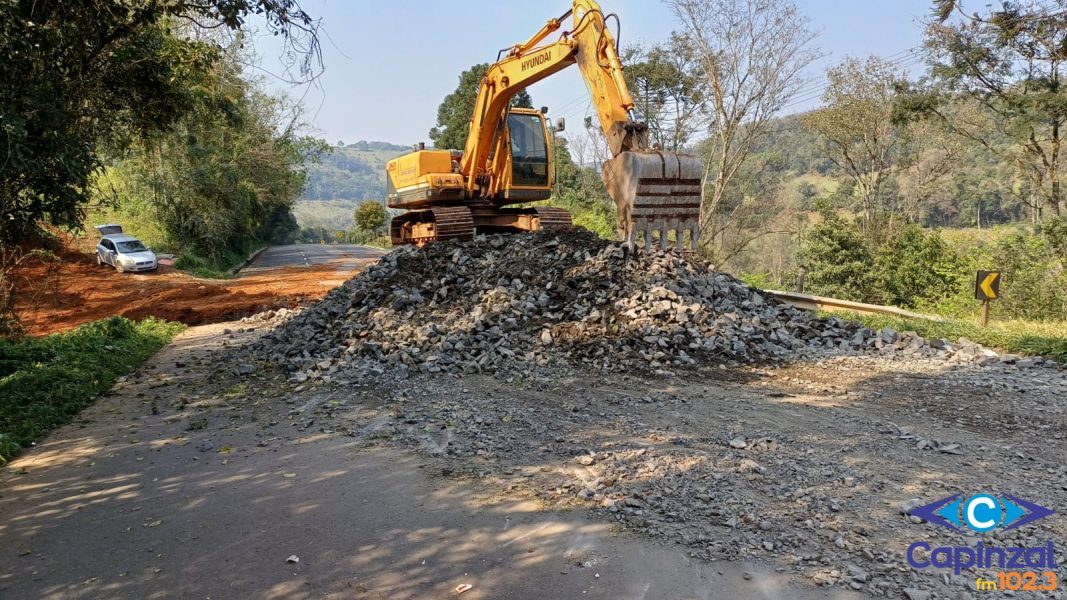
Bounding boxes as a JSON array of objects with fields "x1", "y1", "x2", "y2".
[
  {"x1": 0, "y1": 322, "x2": 853, "y2": 600},
  {"x1": 240, "y1": 244, "x2": 386, "y2": 275}
]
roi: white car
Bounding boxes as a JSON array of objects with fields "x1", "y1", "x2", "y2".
[{"x1": 94, "y1": 225, "x2": 158, "y2": 273}]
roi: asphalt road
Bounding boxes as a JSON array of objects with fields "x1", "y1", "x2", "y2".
[
  {"x1": 239, "y1": 243, "x2": 386, "y2": 275},
  {"x1": 0, "y1": 322, "x2": 852, "y2": 600}
]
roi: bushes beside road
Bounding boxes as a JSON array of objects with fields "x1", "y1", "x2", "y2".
[
  {"x1": 0, "y1": 317, "x2": 183, "y2": 463},
  {"x1": 799, "y1": 215, "x2": 1067, "y2": 323}
]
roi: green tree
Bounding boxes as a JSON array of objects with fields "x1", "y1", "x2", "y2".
[
  {"x1": 798, "y1": 209, "x2": 875, "y2": 301},
  {"x1": 0, "y1": 1, "x2": 318, "y2": 244},
  {"x1": 429, "y1": 63, "x2": 532, "y2": 150},
  {"x1": 101, "y1": 39, "x2": 323, "y2": 261},
  {"x1": 354, "y1": 201, "x2": 388, "y2": 233},
  {"x1": 987, "y1": 227, "x2": 1067, "y2": 319},
  {"x1": 552, "y1": 136, "x2": 580, "y2": 192},
  {"x1": 803, "y1": 56, "x2": 904, "y2": 227},
  {"x1": 873, "y1": 226, "x2": 964, "y2": 308},
  {"x1": 1042, "y1": 217, "x2": 1067, "y2": 259},
  {"x1": 543, "y1": 138, "x2": 615, "y2": 238},
  {"x1": 899, "y1": 0, "x2": 1067, "y2": 220},
  {"x1": 623, "y1": 35, "x2": 705, "y2": 152}
]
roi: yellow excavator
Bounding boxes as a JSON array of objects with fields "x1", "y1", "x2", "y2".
[{"x1": 385, "y1": 0, "x2": 702, "y2": 250}]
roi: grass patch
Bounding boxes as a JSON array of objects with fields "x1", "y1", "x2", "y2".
[
  {"x1": 0, "y1": 317, "x2": 184, "y2": 463},
  {"x1": 222, "y1": 383, "x2": 247, "y2": 398},
  {"x1": 175, "y1": 239, "x2": 266, "y2": 279},
  {"x1": 363, "y1": 235, "x2": 392, "y2": 250},
  {"x1": 838, "y1": 312, "x2": 1067, "y2": 363}
]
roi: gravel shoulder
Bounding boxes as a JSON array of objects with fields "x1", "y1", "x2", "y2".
[{"x1": 2, "y1": 315, "x2": 1063, "y2": 599}]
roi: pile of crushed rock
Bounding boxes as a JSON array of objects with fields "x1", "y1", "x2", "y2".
[{"x1": 242, "y1": 229, "x2": 1047, "y2": 383}]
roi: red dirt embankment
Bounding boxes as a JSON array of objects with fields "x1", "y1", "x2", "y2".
[{"x1": 14, "y1": 245, "x2": 354, "y2": 337}]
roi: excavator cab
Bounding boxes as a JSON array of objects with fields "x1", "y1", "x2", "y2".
[
  {"x1": 500, "y1": 108, "x2": 552, "y2": 201},
  {"x1": 385, "y1": 108, "x2": 552, "y2": 208}
]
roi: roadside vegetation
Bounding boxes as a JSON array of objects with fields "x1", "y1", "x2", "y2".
[
  {"x1": 84, "y1": 38, "x2": 326, "y2": 277},
  {"x1": 172, "y1": 239, "x2": 268, "y2": 279},
  {"x1": 0, "y1": 317, "x2": 184, "y2": 463},
  {"x1": 0, "y1": 1, "x2": 325, "y2": 329},
  {"x1": 487, "y1": 0, "x2": 1065, "y2": 348}
]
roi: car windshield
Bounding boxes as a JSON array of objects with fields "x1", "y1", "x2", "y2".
[{"x1": 116, "y1": 240, "x2": 148, "y2": 253}]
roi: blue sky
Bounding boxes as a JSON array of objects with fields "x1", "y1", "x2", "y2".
[{"x1": 253, "y1": 0, "x2": 935, "y2": 144}]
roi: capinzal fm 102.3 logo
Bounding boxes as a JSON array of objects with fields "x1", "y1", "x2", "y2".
[
  {"x1": 906, "y1": 493, "x2": 1058, "y2": 591},
  {"x1": 909, "y1": 493, "x2": 1054, "y2": 533}
]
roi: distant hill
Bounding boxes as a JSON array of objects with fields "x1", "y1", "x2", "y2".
[
  {"x1": 301, "y1": 141, "x2": 409, "y2": 202},
  {"x1": 296, "y1": 141, "x2": 408, "y2": 230}
]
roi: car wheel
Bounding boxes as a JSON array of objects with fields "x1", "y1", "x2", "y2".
[
  {"x1": 96, "y1": 253, "x2": 103, "y2": 266},
  {"x1": 115, "y1": 262, "x2": 125, "y2": 273}
]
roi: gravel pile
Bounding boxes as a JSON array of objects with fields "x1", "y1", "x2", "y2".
[{"x1": 243, "y1": 229, "x2": 1046, "y2": 383}]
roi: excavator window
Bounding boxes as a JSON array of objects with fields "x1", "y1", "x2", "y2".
[{"x1": 507, "y1": 113, "x2": 549, "y2": 187}]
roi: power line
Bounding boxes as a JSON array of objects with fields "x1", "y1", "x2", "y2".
[
  {"x1": 553, "y1": 1, "x2": 1066, "y2": 140},
  {"x1": 781, "y1": 48, "x2": 930, "y2": 112}
]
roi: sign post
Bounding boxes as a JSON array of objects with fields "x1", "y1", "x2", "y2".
[{"x1": 974, "y1": 270, "x2": 1001, "y2": 327}]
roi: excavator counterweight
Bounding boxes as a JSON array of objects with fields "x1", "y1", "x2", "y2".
[{"x1": 385, "y1": 0, "x2": 701, "y2": 249}]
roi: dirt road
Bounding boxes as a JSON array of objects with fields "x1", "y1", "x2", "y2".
[
  {"x1": 1, "y1": 315, "x2": 1063, "y2": 598},
  {"x1": 13, "y1": 242, "x2": 381, "y2": 337}
]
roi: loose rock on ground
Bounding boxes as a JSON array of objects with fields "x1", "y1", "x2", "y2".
[{"x1": 243, "y1": 229, "x2": 1052, "y2": 384}]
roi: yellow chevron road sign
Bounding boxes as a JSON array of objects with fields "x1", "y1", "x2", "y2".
[{"x1": 974, "y1": 270, "x2": 1001, "y2": 301}]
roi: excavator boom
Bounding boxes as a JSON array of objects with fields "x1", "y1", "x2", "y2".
[{"x1": 386, "y1": 0, "x2": 702, "y2": 249}]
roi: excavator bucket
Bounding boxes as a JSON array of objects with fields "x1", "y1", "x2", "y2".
[{"x1": 602, "y1": 151, "x2": 703, "y2": 251}]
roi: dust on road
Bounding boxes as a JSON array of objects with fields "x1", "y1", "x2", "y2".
[
  {"x1": 0, "y1": 314, "x2": 1063, "y2": 598},
  {"x1": 0, "y1": 322, "x2": 841, "y2": 600}
]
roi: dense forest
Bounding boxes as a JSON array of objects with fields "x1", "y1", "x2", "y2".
[{"x1": 88, "y1": 38, "x2": 323, "y2": 276}]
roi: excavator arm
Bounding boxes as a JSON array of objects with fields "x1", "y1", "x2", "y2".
[
  {"x1": 461, "y1": 1, "x2": 643, "y2": 184},
  {"x1": 460, "y1": 0, "x2": 703, "y2": 249}
]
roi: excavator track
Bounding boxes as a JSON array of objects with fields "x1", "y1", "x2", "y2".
[
  {"x1": 431, "y1": 206, "x2": 476, "y2": 241},
  {"x1": 391, "y1": 205, "x2": 574, "y2": 247},
  {"x1": 533, "y1": 207, "x2": 573, "y2": 230},
  {"x1": 390, "y1": 206, "x2": 475, "y2": 246}
]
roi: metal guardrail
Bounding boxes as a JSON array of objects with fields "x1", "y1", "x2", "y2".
[{"x1": 765, "y1": 290, "x2": 943, "y2": 322}]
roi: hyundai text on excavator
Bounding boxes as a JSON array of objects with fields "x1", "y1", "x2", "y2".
[{"x1": 385, "y1": 0, "x2": 702, "y2": 250}]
